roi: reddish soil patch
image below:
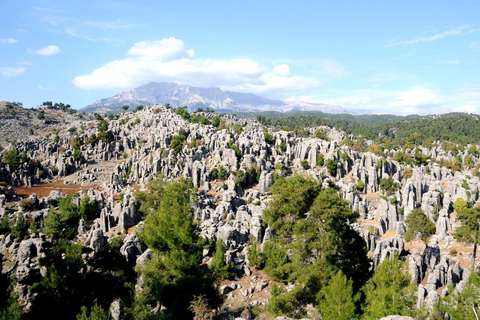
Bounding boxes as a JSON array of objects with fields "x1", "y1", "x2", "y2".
[{"x1": 13, "y1": 180, "x2": 98, "y2": 198}]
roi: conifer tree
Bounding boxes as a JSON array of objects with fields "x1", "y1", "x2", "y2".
[
  {"x1": 454, "y1": 206, "x2": 480, "y2": 265},
  {"x1": 135, "y1": 178, "x2": 220, "y2": 319},
  {"x1": 444, "y1": 270, "x2": 480, "y2": 319},
  {"x1": 362, "y1": 254, "x2": 416, "y2": 319},
  {"x1": 210, "y1": 239, "x2": 233, "y2": 279},
  {"x1": 404, "y1": 208, "x2": 435, "y2": 247},
  {"x1": 317, "y1": 270, "x2": 357, "y2": 320}
]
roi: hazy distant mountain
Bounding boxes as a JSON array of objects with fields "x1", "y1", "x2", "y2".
[{"x1": 82, "y1": 82, "x2": 364, "y2": 114}]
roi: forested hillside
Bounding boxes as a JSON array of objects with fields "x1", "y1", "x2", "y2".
[{"x1": 247, "y1": 111, "x2": 480, "y2": 148}]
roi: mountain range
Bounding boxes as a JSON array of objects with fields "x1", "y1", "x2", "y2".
[{"x1": 82, "y1": 82, "x2": 364, "y2": 114}]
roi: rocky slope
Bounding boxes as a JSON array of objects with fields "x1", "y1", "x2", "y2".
[
  {"x1": 0, "y1": 104, "x2": 479, "y2": 318},
  {"x1": 82, "y1": 82, "x2": 362, "y2": 114}
]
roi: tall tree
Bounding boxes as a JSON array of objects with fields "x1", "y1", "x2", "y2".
[
  {"x1": 317, "y1": 270, "x2": 358, "y2": 320},
  {"x1": 362, "y1": 254, "x2": 416, "y2": 319},
  {"x1": 454, "y1": 206, "x2": 480, "y2": 266},
  {"x1": 135, "y1": 178, "x2": 220, "y2": 319},
  {"x1": 444, "y1": 270, "x2": 480, "y2": 319},
  {"x1": 291, "y1": 188, "x2": 370, "y2": 291},
  {"x1": 404, "y1": 208, "x2": 436, "y2": 247},
  {"x1": 263, "y1": 174, "x2": 320, "y2": 241}
]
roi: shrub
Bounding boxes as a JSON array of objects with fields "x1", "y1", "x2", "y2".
[
  {"x1": 2, "y1": 148, "x2": 21, "y2": 168},
  {"x1": 73, "y1": 149, "x2": 82, "y2": 161},
  {"x1": 19, "y1": 198, "x2": 36, "y2": 211},
  {"x1": 403, "y1": 167, "x2": 413, "y2": 180},
  {"x1": 326, "y1": 159, "x2": 338, "y2": 176},
  {"x1": 379, "y1": 177, "x2": 400, "y2": 195},
  {"x1": 247, "y1": 235, "x2": 264, "y2": 269},
  {"x1": 316, "y1": 154, "x2": 325, "y2": 167},
  {"x1": 355, "y1": 179, "x2": 364, "y2": 191},
  {"x1": 300, "y1": 160, "x2": 309, "y2": 170},
  {"x1": 210, "y1": 239, "x2": 233, "y2": 280},
  {"x1": 37, "y1": 110, "x2": 45, "y2": 120},
  {"x1": 264, "y1": 129, "x2": 275, "y2": 144}
]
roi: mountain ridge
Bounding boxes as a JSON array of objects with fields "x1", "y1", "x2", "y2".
[{"x1": 82, "y1": 82, "x2": 365, "y2": 114}]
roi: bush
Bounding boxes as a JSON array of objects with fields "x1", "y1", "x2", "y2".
[
  {"x1": 300, "y1": 160, "x2": 309, "y2": 170},
  {"x1": 19, "y1": 198, "x2": 36, "y2": 211},
  {"x1": 72, "y1": 149, "x2": 82, "y2": 161},
  {"x1": 170, "y1": 134, "x2": 187, "y2": 154},
  {"x1": 212, "y1": 116, "x2": 221, "y2": 128},
  {"x1": 355, "y1": 179, "x2": 364, "y2": 191},
  {"x1": 316, "y1": 154, "x2": 325, "y2": 167},
  {"x1": 264, "y1": 129, "x2": 275, "y2": 144},
  {"x1": 11, "y1": 213, "x2": 27, "y2": 239},
  {"x1": 379, "y1": 177, "x2": 400, "y2": 195},
  {"x1": 403, "y1": 167, "x2": 413, "y2": 179},
  {"x1": 210, "y1": 239, "x2": 233, "y2": 280},
  {"x1": 263, "y1": 239, "x2": 290, "y2": 281},
  {"x1": 227, "y1": 140, "x2": 242, "y2": 159},
  {"x1": 37, "y1": 110, "x2": 45, "y2": 120},
  {"x1": 2, "y1": 148, "x2": 21, "y2": 169},
  {"x1": 247, "y1": 235, "x2": 264, "y2": 269},
  {"x1": 326, "y1": 159, "x2": 338, "y2": 176}
]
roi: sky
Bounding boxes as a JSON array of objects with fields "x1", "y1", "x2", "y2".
[{"x1": 0, "y1": 0, "x2": 479, "y2": 115}]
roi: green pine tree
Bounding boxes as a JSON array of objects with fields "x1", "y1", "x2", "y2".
[
  {"x1": 454, "y1": 206, "x2": 480, "y2": 266},
  {"x1": 404, "y1": 208, "x2": 436, "y2": 247},
  {"x1": 210, "y1": 239, "x2": 233, "y2": 280},
  {"x1": 362, "y1": 254, "x2": 416, "y2": 319},
  {"x1": 135, "y1": 178, "x2": 221, "y2": 319},
  {"x1": 317, "y1": 270, "x2": 358, "y2": 320},
  {"x1": 443, "y1": 270, "x2": 480, "y2": 319}
]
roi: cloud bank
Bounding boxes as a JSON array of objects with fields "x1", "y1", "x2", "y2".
[
  {"x1": 311, "y1": 86, "x2": 480, "y2": 115},
  {"x1": 73, "y1": 37, "x2": 324, "y2": 97}
]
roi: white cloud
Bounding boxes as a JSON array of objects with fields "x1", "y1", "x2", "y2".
[
  {"x1": 81, "y1": 19, "x2": 142, "y2": 31},
  {"x1": 388, "y1": 88, "x2": 439, "y2": 107},
  {"x1": 307, "y1": 85, "x2": 480, "y2": 115},
  {"x1": 471, "y1": 42, "x2": 480, "y2": 49},
  {"x1": 38, "y1": 85, "x2": 52, "y2": 90},
  {"x1": 73, "y1": 38, "x2": 324, "y2": 97},
  {"x1": 28, "y1": 45, "x2": 61, "y2": 56},
  {"x1": 320, "y1": 59, "x2": 349, "y2": 78},
  {"x1": 386, "y1": 26, "x2": 477, "y2": 47},
  {"x1": 0, "y1": 66, "x2": 26, "y2": 77},
  {"x1": 0, "y1": 38, "x2": 19, "y2": 44},
  {"x1": 128, "y1": 38, "x2": 194, "y2": 61},
  {"x1": 438, "y1": 59, "x2": 460, "y2": 64},
  {"x1": 65, "y1": 28, "x2": 110, "y2": 42}
]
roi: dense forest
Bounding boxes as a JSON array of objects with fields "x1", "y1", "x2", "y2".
[{"x1": 243, "y1": 111, "x2": 480, "y2": 148}]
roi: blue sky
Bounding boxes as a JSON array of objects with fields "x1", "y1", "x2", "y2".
[{"x1": 0, "y1": 0, "x2": 479, "y2": 114}]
